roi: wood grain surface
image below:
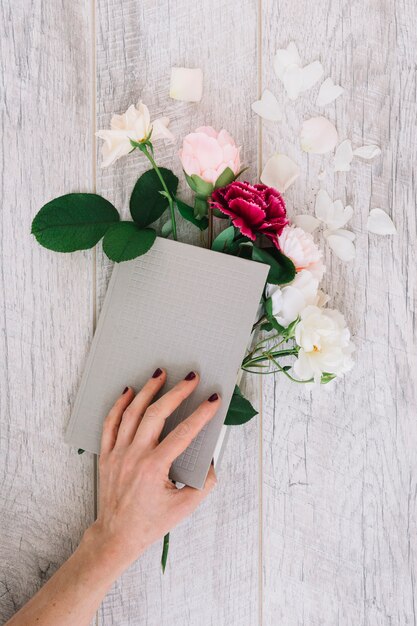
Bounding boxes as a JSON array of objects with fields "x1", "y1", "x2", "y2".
[
  {"x1": 0, "y1": 1, "x2": 96, "y2": 622},
  {"x1": 1, "y1": 0, "x2": 416, "y2": 624}
]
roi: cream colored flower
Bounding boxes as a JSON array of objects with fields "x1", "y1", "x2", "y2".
[
  {"x1": 266, "y1": 270, "x2": 319, "y2": 328},
  {"x1": 293, "y1": 305, "x2": 354, "y2": 382},
  {"x1": 96, "y1": 102, "x2": 174, "y2": 167}
]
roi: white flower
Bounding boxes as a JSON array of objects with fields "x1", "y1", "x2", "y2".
[
  {"x1": 266, "y1": 270, "x2": 319, "y2": 328},
  {"x1": 96, "y1": 102, "x2": 174, "y2": 167},
  {"x1": 278, "y1": 225, "x2": 325, "y2": 280},
  {"x1": 293, "y1": 305, "x2": 354, "y2": 382},
  {"x1": 300, "y1": 117, "x2": 338, "y2": 154}
]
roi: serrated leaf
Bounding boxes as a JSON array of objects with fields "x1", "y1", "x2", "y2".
[
  {"x1": 252, "y1": 246, "x2": 296, "y2": 285},
  {"x1": 130, "y1": 168, "x2": 178, "y2": 227},
  {"x1": 211, "y1": 226, "x2": 236, "y2": 253},
  {"x1": 321, "y1": 372, "x2": 336, "y2": 384},
  {"x1": 175, "y1": 199, "x2": 208, "y2": 231},
  {"x1": 102, "y1": 222, "x2": 156, "y2": 262},
  {"x1": 224, "y1": 386, "x2": 258, "y2": 426},
  {"x1": 31, "y1": 193, "x2": 119, "y2": 252}
]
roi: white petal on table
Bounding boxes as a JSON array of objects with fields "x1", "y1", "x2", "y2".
[
  {"x1": 315, "y1": 190, "x2": 353, "y2": 230},
  {"x1": 367, "y1": 208, "x2": 397, "y2": 235},
  {"x1": 324, "y1": 228, "x2": 356, "y2": 261},
  {"x1": 273, "y1": 42, "x2": 301, "y2": 79},
  {"x1": 334, "y1": 139, "x2": 354, "y2": 172},
  {"x1": 274, "y1": 42, "x2": 323, "y2": 100},
  {"x1": 251, "y1": 89, "x2": 282, "y2": 121},
  {"x1": 169, "y1": 67, "x2": 203, "y2": 102},
  {"x1": 293, "y1": 214, "x2": 321, "y2": 233},
  {"x1": 260, "y1": 153, "x2": 300, "y2": 192},
  {"x1": 316, "y1": 77, "x2": 344, "y2": 107},
  {"x1": 353, "y1": 145, "x2": 382, "y2": 159},
  {"x1": 300, "y1": 116, "x2": 338, "y2": 154}
]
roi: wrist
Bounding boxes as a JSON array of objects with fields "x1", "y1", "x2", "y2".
[{"x1": 79, "y1": 522, "x2": 144, "y2": 578}]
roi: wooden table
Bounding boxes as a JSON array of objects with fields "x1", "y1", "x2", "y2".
[{"x1": 1, "y1": 1, "x2": 416, "y2": 624}]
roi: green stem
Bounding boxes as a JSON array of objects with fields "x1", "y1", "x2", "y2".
[
  {"x1": 242, "y1": 347, "x2": 298, "y2": 368},
  {"x1": 161, "y1": 532, "x2": 170, "y2": 573},
  {"x1": 139, "y1": 144, "x2": 178, "y2": 241}
]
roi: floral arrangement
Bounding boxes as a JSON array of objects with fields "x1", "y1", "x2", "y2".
[{"x1": 31, "y1": 47, "x2": 396, "y2": 569}]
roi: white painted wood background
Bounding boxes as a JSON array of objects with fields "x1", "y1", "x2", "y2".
[{"x1": 1, "y1": 0, "x2": 416, "y2": 624}]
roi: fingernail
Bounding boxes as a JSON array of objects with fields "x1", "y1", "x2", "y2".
[
  {"x1": 184, "y1": 371, "x2": 196, "y2": 381},
  {"x1": 122, "y1": 387, "x2": 129, "y2": 394},
  {"x1": 208, "y1": 393, "x2": 219, "y2": 402},
  {"x1": 152, "y1": 368, "x2": 163, "y2": 378}
]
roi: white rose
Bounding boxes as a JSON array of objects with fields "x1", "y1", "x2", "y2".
[
  {"x1": 266, "y1": 270, "x2": 319, "y2": 328},
  {"x1": 293, "y1": 305, "x2": 354, "y2": 382},
  {"x1": 96, "y1": 102, "x2": 174, "y2": 167},
  {"x1": 278, "y1": 225, "x2": 325, "y2": 280}
]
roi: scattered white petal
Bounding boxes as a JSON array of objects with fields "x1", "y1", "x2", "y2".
[
  {"x1": 293, "y1": 214, "x2": 321, "y2": 233},
  {"x1": 251, "y1": 89, "x2": 282, "y2": 122},
  {"x1": 334, "y1": 139, "x2": 353, "y2": 172},
  {"x1": 273, "y1": 42, "x2": 301, "y2": 79},
  {"x1": 274, "y1": 42, "x2": 323, "y2": 100},
  {"x1": 317, "y1": 170, "x2": 326, "y2": 180},
  {"x1": 316, "y1": 78, "x2": 344, "y2": 107},
  {"x1": 315, "y1": 190, "x2": 353, "y2": 230},
  {"x1": 169, "y1": 67, "x2": 203, "y2": 102},
  {"x1": 353, "y1": 145, "x2": 382, "y2": 160},
  {"x1": 324, "y1": 228, "x2": 355, "y2": 242},
  {"x1": 325, "y1": 230, "x2": 356, "y2": 261},
  {"x1": 301, "y1": 61, "x2": 324, "y2": 91},
  {"x1": 300, "y1": 117, "x2": 338, "y2": 154},
  {"x1": 260, "y1": 153, "x2": 300, "y2": 192},
  {"x1": 367, "y1": 208, "x2": 397, "y2": 235}
]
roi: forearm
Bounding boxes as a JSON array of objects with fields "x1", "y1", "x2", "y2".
[{"x1": 5, "y1": 526, "x2": 128, "y2": 626}]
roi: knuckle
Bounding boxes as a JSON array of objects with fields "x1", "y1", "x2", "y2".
[
  {"x1": 122, "y1": 407, "x2": 136, "y2": 421},
  {"x1": 144, "y1": 404, "x2": 161, "y2": 422},
  {"x1": 174, "y1": 420, "x2": 191, "y2": 440}
]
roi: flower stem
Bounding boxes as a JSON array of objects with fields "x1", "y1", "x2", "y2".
[
  {"x1": 139, "y1": 144, "x2": 178, "y2": 241},
  {"x1": 161, "y1": 532, "x2": 170, "y2": 573},
  {"x1": 242, "y1": 347, "x2": 298, "y2": 369}
]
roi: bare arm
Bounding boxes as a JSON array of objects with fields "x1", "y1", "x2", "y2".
[{"x1": 6, "y1": 369, "x2": 219, "y2": 626}]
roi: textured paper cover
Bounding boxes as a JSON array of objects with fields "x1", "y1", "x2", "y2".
[{"x1": 65, "y1": 237, "x2": 268, "y2": 488}]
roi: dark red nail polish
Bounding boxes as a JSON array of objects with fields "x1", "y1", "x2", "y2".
[
  {"x1": 152, "y1": 368, "x2": 163, "y2": 378},
  {"x1": 184, "y1": 371, "x2": 196, "y2": 381},
  {"x1": 122, "y1": 387, "x2": 129, "y2": 394},
  {"x1": 208, "y1": 393, "x2": 219, "y2": 402}
]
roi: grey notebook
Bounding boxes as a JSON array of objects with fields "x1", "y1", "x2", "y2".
[{"x1": 65, "y1": 237, "x2": 268, "y2": 488}]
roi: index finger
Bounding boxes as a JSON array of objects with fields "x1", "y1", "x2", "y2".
[{"x1": 154, "y1": 393, "x2": 221, "y2": 466}]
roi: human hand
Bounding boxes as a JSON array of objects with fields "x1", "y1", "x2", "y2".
[{"x1": 83, "y1": 368, "x2": 219, "y2": 573}]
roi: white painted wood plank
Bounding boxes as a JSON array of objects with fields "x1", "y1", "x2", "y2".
[
  {"x1": 261, "y1": 1, "x2": 417, "y2": 624},
  {"x1": 0, "y1": 1, "x2": 95, "y2": 621},
  {"x1": 95, "y1": 1, "x2": 260, "y2": 624}
]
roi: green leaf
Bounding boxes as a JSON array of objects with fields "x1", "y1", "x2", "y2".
[
  {"x1": 224, "y1": 386, "x2": 258, "y2": 426},
  {"x1": 321, "y1": 372, "x2": 336, "y2": 384},
  {"x1": 31, "y1": 193, "x2": 119, "y2": 252},
  {"x1": 130, "y1": 168, "x2": 178, "y2": 227},
  {"x1": 214, "y1": 167, "x2": 235, "y2": 189},
  {"x1": 176, "y1": 199, "x2": 209, "y2": 230},
  {"x1": 184, "y1": 172, "x2": 214, "y2": 197},
  {"x1": 77, "y1": 448, "x2": 85, "y2": 455},
  {"x1": 102, "y1": 222, "x2": 156, "y2": 262},
  {"x1": 211, "y1": 226, "x2": 236, "y2": 253},
  {"x1": 252, "y1": 246, "x2": 296, "y2": 285}
]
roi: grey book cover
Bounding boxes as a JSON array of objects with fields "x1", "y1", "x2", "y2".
[{"x1": 65, "y1": 237, "x2": 268, "y2": 488}]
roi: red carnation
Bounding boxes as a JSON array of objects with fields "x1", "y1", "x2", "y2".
[{"x1": 210, "y1": 181, "x2": 288, "y2": 248}]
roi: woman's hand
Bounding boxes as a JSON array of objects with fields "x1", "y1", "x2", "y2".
[
  {"x1": 6, "y1": 369, "x2": 219, "y2": 626},
  {"x1": 84, "y1": 368, "x2": 219, "y2": 573}
]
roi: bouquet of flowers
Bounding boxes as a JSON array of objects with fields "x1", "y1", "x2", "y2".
[{"x1": 32, "y1": 101, "x2": 354, "y2": 400}]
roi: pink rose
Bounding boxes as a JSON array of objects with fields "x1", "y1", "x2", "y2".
[
  {"x1": 278, "y1": 225, "x2": 325, "y2": 279},
  {"x1": 179, "y1": 126, "x2": 241, "y2": 185},
  {"x1": 210, "y1": 181, "x2": 288, "y2": 248}
]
